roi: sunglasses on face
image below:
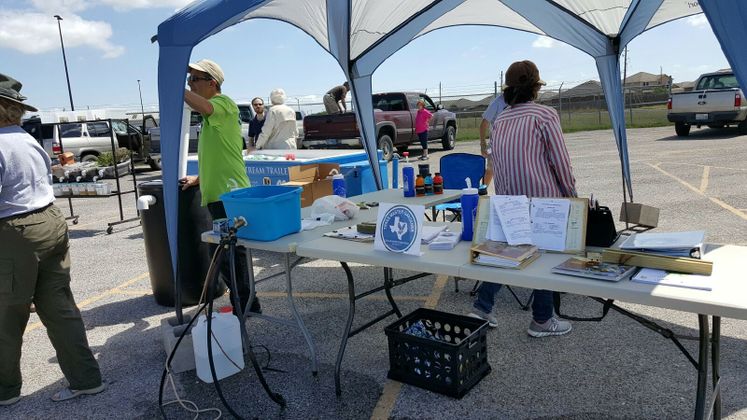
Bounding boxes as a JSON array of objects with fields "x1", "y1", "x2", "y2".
[{"x1": 187, "y1": 75, "x2": 213, "y2": 83}]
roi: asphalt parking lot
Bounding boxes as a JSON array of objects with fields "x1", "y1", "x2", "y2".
[{"x1": 4, "y1": 125, "x2": 746, "y2": 419}]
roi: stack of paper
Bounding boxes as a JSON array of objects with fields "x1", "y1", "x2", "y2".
[
  {"x1": 631, "y1": 268, "x2": 713, "y2": 291},
  {"x1": 429, "y1": 231, "x2": 461, "y2": 250},
  {"x1": 471, "y1": 241, "x2": 540, "y2": 269},
  {"x1": 420, "y1": 225, "x2": 449, "y2": 244},
  {"x1": 620, "y1": 231, "x2": 705, "y2": 258}
]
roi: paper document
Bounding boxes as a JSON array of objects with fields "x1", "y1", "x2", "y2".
[
  {"x1": 530, "y1": 198, "x2": 570, "y2": 252},
  {"x1": 475, "y1": 254, "x2": 522, "y2": 268},
  {"x1": 631, "y1": 268, "x2": 712, "y2": 291},
  {"x1": 629, "y1": 231, "x2": 705, "y2": 249},
  {"x1": 492, "y1": 195, "x2": 532, "y2": 245},
  {"x1": 323, "y1": 226, "x2": 374, "y2": 242},
  {"x1": 429, "y1": 231, "x2": 461, "y2": 250},
  {"x1": 421, "y1": 225, "x2": 448, "y2": 244}
]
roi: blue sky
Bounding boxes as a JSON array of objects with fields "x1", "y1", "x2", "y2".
[{"x1": 1, "y1": 1, "x2": 730, "y2": 113}]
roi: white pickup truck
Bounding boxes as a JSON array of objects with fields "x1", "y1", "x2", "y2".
[{"x1": 667, "y1": 70, "x2": 747, "y2": 136}]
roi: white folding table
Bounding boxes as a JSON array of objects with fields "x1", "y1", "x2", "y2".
[
  {"x1": 297, "y1": 230, "x2": 747, "y2": 419},
  {"x1": 201, "y1": 189, "x2": 462, "y2": 376}
]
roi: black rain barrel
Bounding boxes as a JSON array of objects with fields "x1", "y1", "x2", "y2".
[{"x1": 137, "y1": 180, "x2": 225, "y2": 306}]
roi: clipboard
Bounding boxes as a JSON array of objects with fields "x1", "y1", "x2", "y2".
[{"x1": 471, "y1": 196, "x2": 588, "y2": 255}]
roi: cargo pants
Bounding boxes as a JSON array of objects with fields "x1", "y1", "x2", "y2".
[{"x1": 0, "y1": 204, "x2": 102, "y2": 400}]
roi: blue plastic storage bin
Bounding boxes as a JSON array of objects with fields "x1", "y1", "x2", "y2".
[{"x1": 220, "y1": 186, "x2": 302, "y2": 241}]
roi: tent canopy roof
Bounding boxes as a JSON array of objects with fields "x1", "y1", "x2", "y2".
[{"x1": 215, "y1": 0, "x2": 702, "y2": 62}]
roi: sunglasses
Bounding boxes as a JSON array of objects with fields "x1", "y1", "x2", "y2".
[{"x1": 187, "y1": 75, "x2": 213, "y2": 83}]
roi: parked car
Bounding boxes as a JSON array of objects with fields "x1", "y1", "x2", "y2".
[
  {"x1": 21, "y1": 118, "x2": 121, "y2": 163},
  {"x1": 302, "y1": 92, "x2": 457, "y2": 160},
  {"x1": 667, "y1": 70, "x2": 747, "y2": 136}
]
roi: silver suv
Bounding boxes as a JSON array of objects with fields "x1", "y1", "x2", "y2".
[{"x1": 23, "y1": 120, "x2": 120, "y2": 162}]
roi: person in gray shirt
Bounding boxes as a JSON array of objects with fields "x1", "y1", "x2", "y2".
[
  {"x1": 323, "y1": 81, "x2": 349, "y2": 114},
  {"x1": 0, "y1": 73, "x2": 105, "y2": 406}
]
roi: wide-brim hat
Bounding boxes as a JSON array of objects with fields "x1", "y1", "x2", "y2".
[
  {"x1": 0, "y1": 73, "x2": 38, "y2": 112},
  {"x1": 505, "y1": 60, "x2": 546, "y2": 88},
  {"x1": 188, "y1": 59, "x2": 225, "y2": 86}
]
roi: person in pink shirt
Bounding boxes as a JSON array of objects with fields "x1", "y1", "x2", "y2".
[{"x1": 415, "y1": 99, "x2": 432, "y2": 160}]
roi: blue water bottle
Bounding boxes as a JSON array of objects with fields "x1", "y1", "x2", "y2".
[
  {"x1": 460, "y1": 181, "x2": 479, "y2": 241},
  {"x1": 402, "y1": 152, "x2": 415, "y2": 197},
  {"x1": 391, "y1": 153, "x2": 399, "y2": 189},
  {"x1": 332, "y1": 173, "x2": 346, "y2": 197}
]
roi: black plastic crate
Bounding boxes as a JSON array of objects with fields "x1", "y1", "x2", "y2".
[{"x1": 384, "y1": 308, "x2": 491, "y2": 398}]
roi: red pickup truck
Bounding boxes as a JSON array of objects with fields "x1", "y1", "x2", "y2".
[{"x1": 302, "y1": 92, "x2": 457, "y2": 160}]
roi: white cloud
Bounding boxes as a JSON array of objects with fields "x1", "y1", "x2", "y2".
[
  {"x1": 686, "y1": 15, "x2": 708, "y2": 28},
  {"x1": 99, "y1": 0, "x2": 192, "y2": 11},
  {"x1": 31, "y1": 0, "x2": 89, "y2": 13},
  {"x1": 532, "y1": 36, "x2": 555, "y2": 48},
  {"x1": 0, "y1": 10, "x2": 124, "y2": 58}
]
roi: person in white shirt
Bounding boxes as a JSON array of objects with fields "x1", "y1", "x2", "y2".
[
  {"x1": 0, "y1": 73, "x2": 105, "y2": 406},
  {"x1": 255, "y1": 88, "x2": 298, "y2": 150}
]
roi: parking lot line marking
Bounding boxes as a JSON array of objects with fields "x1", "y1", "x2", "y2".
[
  {"x1": 26, "y1": 272, "x2": 150, "y2": 333},
  {"x1": 699, "y1": 166, "x2": 710, "y2": 193},
  {"x1": 255, "y1": 291, "x2": 429, "y2": 301},
  {"x1": 370, "y1": 274, "x2": 449, "y2": 420},
  {"x1": 648, "y1": 163, "x2": 747, "y2": 221},
  {"x1": 115, "y1": 289, "x2": 153, "y2": 296}
]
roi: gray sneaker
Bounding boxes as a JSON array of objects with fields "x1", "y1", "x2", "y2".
[
  {"x1": 468, "y1": 309, "x2": 498, "y2": 328},
  {"x1": 527, "y1": 317, "x2": 572, "y2": 338}
]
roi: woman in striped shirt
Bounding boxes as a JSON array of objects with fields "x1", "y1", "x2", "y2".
[{"x1": 469, "y1": 60, "x2": 576, "y2": 338}]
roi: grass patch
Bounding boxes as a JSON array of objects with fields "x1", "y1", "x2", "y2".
[{"x1": 455, "y1": 106, "x2": 671, "y2": 141}]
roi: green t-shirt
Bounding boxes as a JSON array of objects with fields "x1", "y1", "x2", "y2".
[{"x1": 197, "y1": 94, "x2": 249, "y2": 206}]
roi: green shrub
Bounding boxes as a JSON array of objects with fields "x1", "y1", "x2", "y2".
[{"x1": 96, "y1": 147, "x2": 131, "y2": 167}]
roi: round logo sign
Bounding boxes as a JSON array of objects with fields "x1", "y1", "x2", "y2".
[{"x1": 381, "y1": 205, "x2": 418, "y2": 253}]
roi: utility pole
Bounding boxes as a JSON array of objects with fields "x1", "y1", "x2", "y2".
[
  {"x1": 439, "y1": 82, "x2": 442, "y2": 104},
  {"x1": 54, "y1": 15, "x2": 75, "y2": 111},
  {"x1": 137, "y1": 79, "x2": 146, "y2": 134},
  {"x1": 558, "y1": 82, "x2": 564, "y2": 125},
  {"x1": 622, "y1": 46, "x2": 631, "y2": 123}
]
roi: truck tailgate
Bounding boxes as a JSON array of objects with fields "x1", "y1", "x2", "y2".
[
  {"x1": 303, "y1": 112, "x2": 359, "y2": 140},
  {"x1": 671, "y1": 89, "x2": 739, "y2": 114}
]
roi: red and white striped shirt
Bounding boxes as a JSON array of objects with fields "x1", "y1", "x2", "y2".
[{"x1": 490, "y1": 102, "x2": 577, "y2": 198}]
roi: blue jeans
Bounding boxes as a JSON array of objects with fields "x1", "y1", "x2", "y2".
[{"x1": 473, "y1": 282, "x2": 554, "y2": 323}]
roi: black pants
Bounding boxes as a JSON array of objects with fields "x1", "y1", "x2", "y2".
[{"x1": 207, "y1": 201, "x2": 257, "y2": 314}]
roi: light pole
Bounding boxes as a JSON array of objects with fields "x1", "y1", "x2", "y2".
[
  {"x1": 137, "y1": 79, "x2": 146, "y2": 133},
  {"x1": 54, "y1": 15, "x2": 74, "y2": 111}
]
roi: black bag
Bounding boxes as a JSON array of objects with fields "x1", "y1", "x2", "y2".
[{"x1": 586, "y1": 206, "x2": 618, "y2": 247}]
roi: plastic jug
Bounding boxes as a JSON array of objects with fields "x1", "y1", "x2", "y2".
[
  {"x1": 192, "y1": 310, "x2": 245, "y2": 383},
  {"x1": 460, "y1": 178, "x2": 479, "y2": 241}
]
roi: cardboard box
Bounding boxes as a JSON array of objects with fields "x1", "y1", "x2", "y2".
[
  {"x1": 283, "y1": 163, "x2": 339, "y2": 207},
  {"x1": 58, "y1": 152, "x2": 75, "y2": 166},
  {"x1": 619, "y1": 202, "x2": 659, "y2": 227}
]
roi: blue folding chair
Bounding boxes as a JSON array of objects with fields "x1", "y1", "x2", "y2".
[{"x1": 432, "y1": 153, "x2": 485, "y2": 222}]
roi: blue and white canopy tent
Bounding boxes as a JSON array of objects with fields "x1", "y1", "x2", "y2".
[{"x1": 155, "y1": 0, "x2": 746, "y2": 311}]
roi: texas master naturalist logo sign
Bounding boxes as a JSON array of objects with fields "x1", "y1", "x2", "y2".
[{"x1": 374, "y1": 203, "x2": 425, "y2": 256}]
